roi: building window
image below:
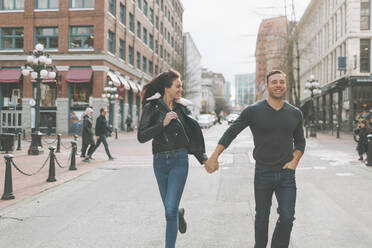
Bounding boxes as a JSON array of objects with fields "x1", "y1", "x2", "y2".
[
  {"x1": 167, "y1": 32, "x2": 170, "y2": 43},
  {"x1": 143, "y1": 0, "x2": 147, "y2": 16},
  {"x1": 142, "y1": 56, "x2": 147, "y2": 72},
  {"x1": 35, "y1": 0, "x2": 58, "y2": 9},
  {"x1": 149, "y1": 33, "x2": 153, "y2": 50},
  {"x1": 155, "y1": 65, "x2": 158, "y2": 74},
  {"x1": 70, "y1": 26, "x2": 94, "y2": 49},
  {"x1": 108, "y1": 0, "x2": 115, "y2": 16},
  {"x1": 129, "y1": 45, "x2": 134, "y2": 65},
  {"x1": 137, "y1": 21, "x2": 141, "y2": 39},
  {"x1": 2, "y1": 0, "x2": 24, "y2": 10},
  {"x1": 35, "y1": 27, "x2": 58, "y2": 49},
  {"x1": 70, "y1": 82, "x2": 91, "y2": 107},
  {"x1": 160, "y1": 45, "x2": 163, "y2": 58},
  {"x1": 119, "y1": 39, "x2": 125, "y2": 60},
  {"x1": 71, "y1": 0, "x2": 94, "y2": 8},
  {"x1": 150, "y1": 8, "x2": 154, "y2": 24},
  {"x1": 120, "y1": 3, "x2": 126, "y2": 25},
  {"x1": 1, "y1": 27, "x2": 23, "y2": 49},
  {"x1": 129, "y1": 13, "x2": 134, "y2": 32},
  {"x1": 149, "y1": 60, "x2": 153, "y2": 74},
  {"x1": 171, "y1": 16, "x2": 174, "y2": 27},
  {"x1": 143, "y1": 27, "x2": 147, "y2": 44},
  {"x1": 137, "y1": 0, "x2": 141, "y2": 10},
  {"x1": 171, "y1": 36, "x2": 173, "y2": 48},
  {"x1": 360, "y1": 39, "x2": 370, "y2": 72},
  {"x1": 108, "y1": 30, "x2": 115, "y2": 54},
  {"x1": 168, "y1": 11, "x2": 170, "y2": 22},
  {"x1": 361, "y1": 0, "x2": 370, "y2": 30},
  {"x1": 160, "y1": 22, "x2": 163, "y2": 35},
  {"x1": 155, "y1": 16, "x2": 159, "y2": 30},
  {"x1": 136, "y1": 51, "x2": 141, "y2": 70},
  {"x1": 155, "y1": 40, "x2": 158, "y2": 54}
]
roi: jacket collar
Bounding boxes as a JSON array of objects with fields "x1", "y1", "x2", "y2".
[{"x1": 146, "y1": 92, "x2": 193, "y2": 107}]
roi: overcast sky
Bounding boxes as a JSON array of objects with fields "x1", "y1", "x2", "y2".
[{"x1": 182, "y1": 0, "x2": 311, "y2": 84}]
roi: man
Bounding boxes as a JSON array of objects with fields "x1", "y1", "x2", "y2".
[
  {"x1": 85, "y1": 108, "x2": 114, "y2": 161},
  {"x1": 205, "y1": 70, "x2": 306, "y2": 248}
]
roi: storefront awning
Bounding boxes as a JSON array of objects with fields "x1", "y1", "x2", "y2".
[
  {"x1": 66, "y1": 68, "x2": 93, "y2": 83},
  {"x1": 127, "y1": 78, "x2": 139, "y2": 94},
  {"x1": 135, "y1": 81, "x2": 143, "y2": 92},
  {"x1": 0, "y1": 69, "x2": 22, "y2": 83},
  {"x1": 118, "y1": 75, "x2": 131, "y2": 90},
  {"x1": 107, "y1": 71, "x2": 121, "y2": 87}
]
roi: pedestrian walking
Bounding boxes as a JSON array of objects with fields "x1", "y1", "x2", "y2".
[
  {"x1": 137, "y1": 69, "x2": 208, "y2": 248},
  {"x1": 85, "y1": 108, "x2": 114, "y2": 161},
  {"x1": 205, "y1": 70, "x2": 306, "y2": 248},
  {"x1": 81, "y1": 108, "x2": 95, "y2": 159},
  {"x1": 355, "y1": 120, "x2": 369, "y2": 161}
]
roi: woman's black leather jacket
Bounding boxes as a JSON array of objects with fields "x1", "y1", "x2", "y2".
[{"x1": 137, "y1": 97, "x2": 208, "y2": 164}]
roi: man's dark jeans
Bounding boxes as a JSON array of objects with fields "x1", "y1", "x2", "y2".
[
  {"x1": 254, "y1": 167, "x2": 297, "y2": 248},
  {"x1": 89, "y1": 135, "x2": 112, "y2": 158}
]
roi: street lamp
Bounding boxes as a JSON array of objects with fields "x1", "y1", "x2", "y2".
[
  {"x1": 102, "y1": 81, "x2": 119, "y2": 126},
  {"x1": 22, "y1": 44, "x2": 56, "y2": 155},
  {"x1": 304, "y1": 75, "x2": 321, "y2": 137}
]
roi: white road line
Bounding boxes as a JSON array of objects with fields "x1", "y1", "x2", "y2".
[
  {"x1": 314, "y1": 166, "x2": 327, "y2": 170},
  {"x1": 336, "y1": 173, "x2": 354, "y2": 176}
]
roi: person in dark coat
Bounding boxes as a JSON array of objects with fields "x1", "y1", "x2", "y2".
[
  {"x1": 81, "y1": 108, "x2": 95, "y2": 159},
  {"x1": 85, "y1": 108, "x2": 114, "y2": 161},
  {"x1": 355, "y1": 120, "x2": 370, "y2": 160}
]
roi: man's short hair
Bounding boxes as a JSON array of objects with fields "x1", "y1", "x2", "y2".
[
  {"x1": 100, "y1": 108, "x2": 106, "y2": 113},
  {"x1": 266, "y1": 70, "x2": 287, "y2": 84}
]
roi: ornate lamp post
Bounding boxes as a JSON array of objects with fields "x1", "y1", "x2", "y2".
[
  {"x1": 102, "y1": 80, "x2": 119, "y2": 126},
  {"x1": 304, "y1": 75, "x2": 321, "y2": 137},
  {"x1": 22, "y1": 44, "x2": 56, "y2": 155}
]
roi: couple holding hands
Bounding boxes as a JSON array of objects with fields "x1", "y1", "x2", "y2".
[{"x1": 138, "y1": 69, "x2": 306, "y2": 248}]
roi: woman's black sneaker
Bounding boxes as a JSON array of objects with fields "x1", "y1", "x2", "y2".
[{"x1": 178, "y1": 208, "x2": 187, "y2": 234}]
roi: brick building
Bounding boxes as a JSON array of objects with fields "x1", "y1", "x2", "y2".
[
  {"x1": 0, "y1": 0, "x2": 184, "y2": 135},
  {"x1": 255, "y1": 16, "x2": 287, "y2": 101}
]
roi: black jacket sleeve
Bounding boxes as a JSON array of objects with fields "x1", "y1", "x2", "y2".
[
  {"x1": 137, "y1": 102, "x2": 165, "y2": 143},
  {"x1": 293, "y1": 111, "x2": 306, "y2": 153},
  {"x1": 218, "y1": 107, "x2": 251, "y2": 148}
]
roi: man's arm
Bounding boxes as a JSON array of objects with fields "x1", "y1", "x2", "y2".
[
  {"x1": 282, "y1": 150, "x2": 303, "y2": 170},
  {"x1": 205, "y1": 107, "x2": 252, "y2": 173}
]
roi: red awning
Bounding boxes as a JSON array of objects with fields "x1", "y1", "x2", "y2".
[
  {"x1": 66, "y1": 68, "x2": 93, "y2": 83},
  {"x1": 0, "y1": 69, "x2": 22, "y2": 83}
]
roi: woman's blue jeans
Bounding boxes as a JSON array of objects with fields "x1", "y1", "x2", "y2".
[{"x1": 153, "y1": 148, "x2": 189, "y2": 248}]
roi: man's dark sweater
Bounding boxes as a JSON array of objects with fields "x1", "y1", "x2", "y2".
[{"x1": 219, "y1": 100, "x2": 306, "y2": 171}]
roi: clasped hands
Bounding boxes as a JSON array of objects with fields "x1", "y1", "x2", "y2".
[{"x1": 203, "y1": 153, "x2": 219, "y2": 174}]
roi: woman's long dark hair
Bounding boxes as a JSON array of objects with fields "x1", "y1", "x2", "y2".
[{"x1": 141, "y1": 69, "x2": 180, "y2": 106}]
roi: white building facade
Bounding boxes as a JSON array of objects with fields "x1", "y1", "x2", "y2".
[
  {"x1": 235, "y1": 73, "x2": 255, "y2": 109},
  {"x1": 183, "y1": 32, "x2": 202, "y2": 116},
  {"x1": 296, "y1": 0, "x2": 372, "y2": 131}
]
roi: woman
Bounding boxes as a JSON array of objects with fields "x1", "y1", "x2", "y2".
[
  {"x1": 81, "y1": 108, "x2": 95, "y2": 161},
  {"x1": 138, "y1": 70, "x2": 207, "y2": 248}
]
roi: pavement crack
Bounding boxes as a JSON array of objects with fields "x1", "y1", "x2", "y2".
[{"x1": 0, "y1": 215, "x2": 24, "y2": 221}]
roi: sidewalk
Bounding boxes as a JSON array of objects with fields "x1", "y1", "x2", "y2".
[{"x1": 0, "y1": 131, "x2": 149, "y2": 210}]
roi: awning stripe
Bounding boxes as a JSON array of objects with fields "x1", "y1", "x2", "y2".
[
  {"x1": 107, "y1": 71, "x2": 121, "y2": 87},
  {"x1": 66, "y1": 68, "x2": 92, "y2": 83},
  {"x1": 118, "y1": 75, "x2": 131, "y2": 90}
]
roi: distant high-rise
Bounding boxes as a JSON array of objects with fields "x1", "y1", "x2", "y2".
[
  {"x1": 235, "y1": 73, "x2": 255, "y2": 108},
  {"x1": 255, "y1": 16, "x2": 287, "y2": 101}
]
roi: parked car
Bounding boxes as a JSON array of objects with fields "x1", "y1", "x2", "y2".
[
  {"x1": 226, "y1": 113, "x2": 239, "y2": 124},
  {"x1": 197, "y1": 114, "x2": 214, "y2": 129}
]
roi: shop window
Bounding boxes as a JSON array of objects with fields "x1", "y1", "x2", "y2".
[
  {"x1": 35, "y1": 27, "x2": 58, "y2": 49},
  {"x1": 1, "y1": 0, "x2": 24, "y2": 10},
  {"x1": 70, "y1": 83, "x2": 91, "y2": 106},
  {"x1": 40, "y1": 83, "x2": 57, "y2": 106},
  {"x1": 2, "y1": 85, "x2": 22, "y2": 107},
  {"x1": 1, "y1": 27, "x2": 23, "y2": 50},
  {"x1": 69, "y1": 26, "x2": 94, "y2": 49},
  {"x1": 70, "y1": 0, "x2": 94, "y2": 8},
  {"x1": 35, "y1": 0, "x2": 58, "y2": 9}
]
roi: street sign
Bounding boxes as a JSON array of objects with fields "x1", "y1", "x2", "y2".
[{"x1": 338, "y1": 56, "x2": 346, "y2": 71}]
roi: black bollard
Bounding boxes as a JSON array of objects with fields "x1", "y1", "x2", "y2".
[
  {"x1": 305, "y1": 125, "x2": 309, "y2": 138},
  {"x1": 17, "y1": 132, "x2": 21, "y2": 151},
  {"x1": 56, "y1": 134, "x2": 61, "y2": 153},
  {"x1": 1, "y1": 154, "x2": 15, "y2": 200},
  {"x1": 23, "y1": 129, "x2": 26, "y2": 140},
  {"x1": 69, "y1": 141, "x2": 77, "y2": 171},
  {"x1": 366, "y1": 134, "x2": 372, "y2": 166},
  {"x1": 115, "y1": 128, "x2": 118, "y2": 139},
  {"x1": 336, "y1": 124, "x2": 340, "y2": 139},
  {"x1": 47, "y1": 147, "x2": 57, "y2": 182},
  {"x1": 74, "y1": 135, "x2": 78, "y2": 142}
]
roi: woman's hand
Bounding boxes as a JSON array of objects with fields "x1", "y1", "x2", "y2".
[{"x1": 163, "y1": 111, "x2": 178, "y2": 127}]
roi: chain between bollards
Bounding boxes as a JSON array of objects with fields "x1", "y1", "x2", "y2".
[
  {"x1": 1, "y1": 154, "x2": 15, "y2": 200},
  {"x1": 56, "y1": 134, "x2": 61, "y2": 153},
  {"x1": 46, "y1": 147, "x2": 57, "y2": 182},
  {"x1": 366, "y1": 134, "x2": 372, "y2": 166},
  {"x1": 17, "y1": 132, "x2": 21, "y2": 151}
]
